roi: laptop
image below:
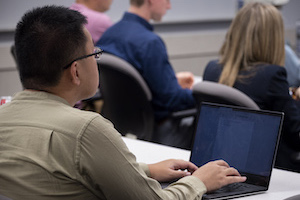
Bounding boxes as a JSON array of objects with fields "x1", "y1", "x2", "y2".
[{"x1": 190, "y1": 102, "x2": 284, "y2": 200}]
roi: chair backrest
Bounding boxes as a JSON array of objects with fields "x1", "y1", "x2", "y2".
[
  {"x1": 192, "y1": 81, "x2": 260, "y2": 110},
  {"x1": 98, "y1": 53, "x2": 154, "y2": 140}
]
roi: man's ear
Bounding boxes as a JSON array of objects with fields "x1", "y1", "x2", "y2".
[{"x1": 69, "y1": 62, "x2": 81, "y2": 86}]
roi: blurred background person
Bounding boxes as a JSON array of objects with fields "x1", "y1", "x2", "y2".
[
  {"x1": 70, "y1": 0, "x2": 113, "y2": 44},
  {"x1": 97, "y1": 0, "x2": 196, "y2": 149}
]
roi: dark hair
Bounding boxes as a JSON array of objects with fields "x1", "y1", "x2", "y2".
[{"x1": 15, "y1": 5, "x2": 87, "y2": 89}]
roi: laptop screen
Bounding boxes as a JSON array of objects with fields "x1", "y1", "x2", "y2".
[{"x1": 190, "y1": 103, "x2": 283, "y2": 182}]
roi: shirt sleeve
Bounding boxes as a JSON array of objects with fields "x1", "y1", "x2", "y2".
[
  {"x1": 76, "y1": 115, "x2": 206, "y2": 200},
  {"x1": 139, "y1": 37, "x2": 195, "y2": 115},
  {"x1": 139, "y1": 162, "x2": 151, "y2": 177}
]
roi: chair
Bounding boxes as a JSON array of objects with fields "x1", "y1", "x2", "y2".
[
  {"x1": 192, "y1": 81, "x2": 260, "y2": 110},
  {"x1": 98, "y1": 53, "x2": 154, "y2": 141}
]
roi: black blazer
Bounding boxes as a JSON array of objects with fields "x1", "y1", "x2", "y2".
[{"x1": 204, "y1": 60, "x2": 300, "y2": 171}]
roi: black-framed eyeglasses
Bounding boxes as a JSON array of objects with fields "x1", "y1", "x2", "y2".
[{"x1": 63, "y1": 47, "x2": 103, "y2": 69}]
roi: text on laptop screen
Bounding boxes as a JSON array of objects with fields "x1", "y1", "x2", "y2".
[{"x1": 190, "y1": 104, "x2": 282, "y2": 177}]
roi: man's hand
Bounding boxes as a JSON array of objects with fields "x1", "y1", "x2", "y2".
[
  {"x1": 148, "y1": 159, "x2": 198, "y2": 182},
  {"x1": 176, "y1": 71, "x2": 194, "y2": 89},
  {"x1": 193, "y1": 160, "x2": 247, "y2": 192}
]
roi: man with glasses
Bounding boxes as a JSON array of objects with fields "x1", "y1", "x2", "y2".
[
  {"x1": 97, "y1": 0, "x2": 196, "y2": 149},
  {"x1": 63, "y1": 47, "x2": 103, "y2": 69},
  {"x1": 0, "y1": 6, "x2": 246, "y2": 199}
]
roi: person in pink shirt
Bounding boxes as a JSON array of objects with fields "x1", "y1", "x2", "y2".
[{"x1": 70, "y1": 0, "x2": 113, "y2": 44}]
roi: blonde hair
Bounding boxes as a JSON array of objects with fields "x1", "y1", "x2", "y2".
[{"x1": 218, "y1": 2, "x2": 285, "y2": 86}]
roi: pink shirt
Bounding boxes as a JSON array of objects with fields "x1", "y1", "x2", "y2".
[{"x1": 70, "y1": 3, "x2": 113, "y2": 44}]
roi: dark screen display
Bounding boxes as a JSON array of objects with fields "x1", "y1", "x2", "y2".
[{"x1": 190, "y1": 103, "x2": 282, "y2": 177}]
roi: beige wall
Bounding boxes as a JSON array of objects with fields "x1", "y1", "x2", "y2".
[{"x1": 161, "y1": 30, "x2": 226, "y2": 75}]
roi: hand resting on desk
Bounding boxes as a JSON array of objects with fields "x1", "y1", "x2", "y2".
[{"x1": 148, "y1": 159, "x2": 247, "y2": 192}]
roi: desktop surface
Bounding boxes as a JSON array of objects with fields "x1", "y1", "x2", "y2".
[{"x1": 122, "y1": 137, "x2": 300, "y2": 200}]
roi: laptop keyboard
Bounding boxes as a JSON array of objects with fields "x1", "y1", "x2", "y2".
[
  {"x1": 203, "y1": 182, "x2": 265, "y2": 199},
  {"x1": 210, "y1": 183, "x2": 252, "y2": 193}
]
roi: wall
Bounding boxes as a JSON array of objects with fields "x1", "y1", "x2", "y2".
[
  {"x1": 0, "y1": 0, "x2": 300, "y2": 96},
  {"x1": 0, "y1": 0, "x2": 237, "y2": 30}
]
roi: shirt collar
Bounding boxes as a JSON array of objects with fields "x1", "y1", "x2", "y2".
[
  {"x1": 122, "y1": 12, "x2": 154, "y2": 32},
  {"x1": 13, "y1": 90, "x2": 70, "y2": 106}
]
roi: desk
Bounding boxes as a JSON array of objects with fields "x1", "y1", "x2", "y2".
[{"x1": 123, "y1": 137, "x2": 300, "y2": 200}]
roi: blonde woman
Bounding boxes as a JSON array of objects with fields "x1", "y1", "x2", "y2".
[{"x1": 203, "y1": 2, "x2": 300, "y2": 172}]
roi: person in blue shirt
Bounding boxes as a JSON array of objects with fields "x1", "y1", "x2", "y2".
[{"x1": 97, "y1": 0, "x2": 196, "y2": 149}]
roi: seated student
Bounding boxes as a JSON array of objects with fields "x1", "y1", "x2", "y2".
[
  {"x1": 97, "y1": 0, "x2": 196, "y2": 149},
  {"x1": 244, "y1": 0, "x2": 300, "y2": 91},
  {"x1": 203, "y1": 2, "x2": 300, "y2": 172},
  {"x1": 70, "y1": 0, "x2": 113, "y2": 44},
  {"x1": 0, "y1": 5, "x2": 246, "y2": 200}
]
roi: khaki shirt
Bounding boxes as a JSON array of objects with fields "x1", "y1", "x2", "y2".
[{"x1": 0, "y1": 91, "x2": 206, "y2": 199}]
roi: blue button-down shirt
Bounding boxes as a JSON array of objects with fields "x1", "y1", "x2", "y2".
[
  {"x1": 285, "y1": 44, "x2": 300, "y2": 87},
  {"x1": 97, "y1": 12, "x2": 195, "y2": 121}
]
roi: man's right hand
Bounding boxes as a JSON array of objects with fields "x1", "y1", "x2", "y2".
[{"x1": 192, "y1": 160, "x2": 247, "y2": 192}]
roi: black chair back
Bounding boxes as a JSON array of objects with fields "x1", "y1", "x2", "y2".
[
  {"x1": 98, "y1": 53, "x2": 154, "y2": 141},
  {"x1": 192, "y1": 81, "x2": 260, "y2": 110}
]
